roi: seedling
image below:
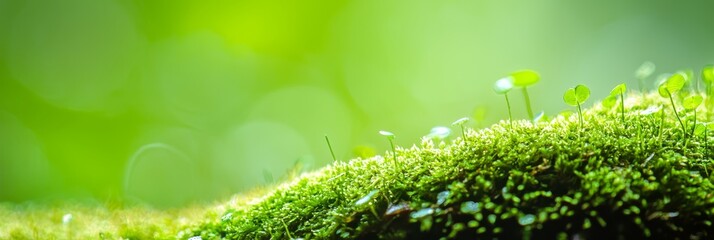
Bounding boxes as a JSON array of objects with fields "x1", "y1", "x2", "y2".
[
  {"x1": 451, "y1": 117, "x2": 469, "y2": 139},
  {"x1": 563, "y1": 84, "x2": 591, "y2": 129},
  {"x1": 658, "y1": 72, "x2": 687, "y2": 137},
  {"x1": 493, "y1": 77, "x2": 514, "y2": 127},
  {"x1": 324, "y1": 135, "x2": 337, "y2": 162},
  {"x1": 702, "y1": 65, "x2": 714, "y2": 117},
  {"x1": 682, "y1": 94, "x2": 703, "y2": 135},
  {"x1": 609, "y1": 83, "x2": 627, "y2": 126},
  {"x1": 379, "y1": 130, "x2": 399, "y2": 171},
  {"x1": 635, "y1": 61, "x2": 655, "y2": 92},
  {"x1": 510, "y1": 70, "x2": 540, "y2": 121}
]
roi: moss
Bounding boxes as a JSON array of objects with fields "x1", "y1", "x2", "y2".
[{"x1": 183, "y1": 92, "x2": 714, "y2": 239}]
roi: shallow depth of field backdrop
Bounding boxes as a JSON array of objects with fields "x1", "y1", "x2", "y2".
[{"x1": 0, "y1": 0, "x2": 713, "y2": 207}]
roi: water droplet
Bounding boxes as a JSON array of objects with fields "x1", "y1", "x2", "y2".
[
  {"x1": 410, "y1": 208, "x2": 434, "y2": 219},
  {"x1": 460, "y1": 201, "x2": 480, "y2": 214},
  {"x1": 384, "y1": 202, "x2": 410, "y2": 216},
  {"x1": 355, "y1": 189, "x2": 379, "y2": 206},
  {"x1": 518, "y1": 214, "x2": 536, "y2": 226},
  {"x1": 436, "y1": 191, "x2": 450, "y2": 205}
]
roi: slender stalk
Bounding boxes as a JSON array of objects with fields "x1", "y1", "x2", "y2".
[
  {"x1": 619, "y1": 90, "x2": 626, "y2": 126},
  {"x1": 459, "y1": 125, "x2": 466, "y2": 139},
  {"x1": 504, "y1": 94, "x2": 513, "y2": 128},
  {"x1": 325, "y1": 135, "x2": 337, "y2": 162},
  {"x1": 522, "y1": 88, "x2": 535, "y2": 120},
  {"x1": 576, "y1": 102, "x2": 584, "y2": 129},
  {"x1": 667, "y1": 90, "x2": 686, "y2": 138},
  {"x1": 388, "y1": 138, "x2": 399, "y2": 172}
]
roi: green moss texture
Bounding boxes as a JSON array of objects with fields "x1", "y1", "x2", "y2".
[{"x1": 183, "y1": 93, "x2": 714, "y2": 239}]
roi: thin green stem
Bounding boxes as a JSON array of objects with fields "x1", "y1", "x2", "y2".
[
  {"x1": 522, "y1": 88, "x2": 535, "y2": 121},
  {"x1": 619, "y1": 90, "x2": 625, "y2": 126},
  {"x1": 460, "y1": 125, "x2": 466, "y2": 139},
  {"x1": 504, "y1": 94, "x2": 513, "y2": 128},
  {"x1": 325, "y1": 135, "x2": 337, "y2": 162},
  {"x1": 577, "y1": 103, "x2": 583, "y2": 130},
  {"x1": 388, "y1": 139, "x2": 399, "y2": 172},
  {"x1": 667, "y1": 91, "x2": 687, "y2": 138}
]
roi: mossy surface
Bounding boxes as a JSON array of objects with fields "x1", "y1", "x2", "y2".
[{"x1": 183, "y1": 93, "x2": 714, "y2": 239}]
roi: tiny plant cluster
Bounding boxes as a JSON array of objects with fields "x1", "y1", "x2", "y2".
[{"x1": 183, "y1": 62, "x2": 714, "y2": 240}]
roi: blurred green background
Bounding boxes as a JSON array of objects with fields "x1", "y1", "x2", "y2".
[{"x1": 1, "y1": 0, "x2": 713, "y2": 207}]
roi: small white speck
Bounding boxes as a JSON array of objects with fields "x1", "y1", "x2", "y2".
[{"x1": 62, "y1": 213, "x2": 73, "y2": 225}]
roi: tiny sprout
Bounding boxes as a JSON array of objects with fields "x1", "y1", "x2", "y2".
[
  {"x1": 493, "y1": 77, "x2": 514, "y2": 127},
  {"x1": 703, "y1": 65, "x2": 714, "y2": 85},
  {"x1": 452, "y1": 117, "x2": 469, "y2": 138},
  {"x1": 702, "y1": 65, "x2": 714, "y2": 116},
  {"x1": 427, "y1": 126, "x2": 451, "y2": 141},
  {"x1": 659, "y1": 72, "x2": 687, "y2": 137},
  {"x1": 609, "y1": 83, "x2": 627, "y2": 125},
  {"x1": 635, "y1": 61, "x2": 655, "y2": 92},
  {"x1": 683, "y1": 94, "x2": 703, "y2": 136},
  {"x1": 602, "y1": 95, "x2": 617, "y2": 109},
  {"x1": 563, "y1": 84, "x2": 591, "y2": 129},
  {"x1": 324, "y1": 135, "x2": 337, "y2": 162},
  {"x1": 379, "y1": 130, "x2": 399, "y2": 171},
  {"x1": 510, "y1": 70, "x2": 540, "y2": 120}
]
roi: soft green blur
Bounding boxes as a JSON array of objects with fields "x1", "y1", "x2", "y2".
[{"x1": 1, "y1": 0, "x2": 713, "y2": 207}]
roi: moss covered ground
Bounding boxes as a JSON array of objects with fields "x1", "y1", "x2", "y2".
[{"x1": 3, "y1": 92, "x2": 714, "y2": 239}]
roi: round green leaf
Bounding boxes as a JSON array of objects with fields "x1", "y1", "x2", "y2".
[
  {"x1": 564, "y1": 85, "x2": 590, "y2": 106},
  {"x1": 635, "y1": 61, "x2": 655, "y2": 79},
  {"x1": 493, "y1": 77, "x2": 514, "y2": 94},
  {"x1": 665, "y1": 72, "x2": 686, "y2": 94},
  {"x1": 601, "y1": 95, "x2": 617, "y2": 108},
  {"x1": 694, "y1": 123, "x2": 706, "y2": 136},
  {"x1": 707, "y1": 122, "x2": 714, "y2": 131},
  {"x1": 510, "y1": 70, "x2": 540, "y2": 87},
  {"x1": 610, "y1": 83, "x2": 626, "y2": 97},
  {"x1": 563, "y1": 88, "x2": 577, "y2": 106},
  {"x1": 657, "y1": 82, "x2": 670, "y2": 98},
  {"x1": 702, "y1": 65, "x2": 714, "y2": 84},
  {"x1": 683, "y1": 94, "x2": 703, "y2": 110},
  {"x1": 574, "y1": 84, "x2": 591, "y2": 104}
]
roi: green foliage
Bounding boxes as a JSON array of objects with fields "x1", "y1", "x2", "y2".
[
  {"x1": 509, "y1": 70, "x2": 540, "y2": 121},
  {"x1": 563, "y1": 85, "x2": 590, "y2": 106},
  {"x1": 451, "y1": 117, "x2": 470, "y2": 139},
  {"x1": 183, "y1": 92, "x2": 714, "y2": 240},
  {"x1": 325, "y1": 135, "x2": 337, "y2": 162},
  {"x1": 609, "y1": 83, "x2": 627, "y2": 125},
  {"x1": 510, "y1": 70, "x2": 540, "y2": 87},
  {"x1": 659, "y1": 72, "x2": 688, "y2": 138},
  {"x1": 683, "y1": 94, "x2": 703, "y2": 110},
  {"x1": 563, "y1": 84, "x2": 590, "y2": 129},
  {"x1": 493, "y1": 77, "x2": 514, "y2": 126}
]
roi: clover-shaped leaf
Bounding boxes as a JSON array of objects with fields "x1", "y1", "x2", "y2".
[
  {"x1": 563, "y1": 85, "x2": 590, "y2": 106},
  {"x1": 683, "y1": 94, "x2": 703, "y2": 110}
]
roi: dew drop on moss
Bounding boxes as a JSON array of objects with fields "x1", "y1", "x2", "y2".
[
  {"x1": 355, "y1": 189, "x2": 379, "y2": 206},
  {"x1": 518, "y1": 214, "x2": 536, "y2": 226},
  {"x1": 460, "y1": 201, "x2": 480, "y2": 214},
  {"x1": 410, "y1": 208, "x2": 434, "y2": 219},
  {"x1": 436, "y1": 191, "x2": 450, "y2": 205}
]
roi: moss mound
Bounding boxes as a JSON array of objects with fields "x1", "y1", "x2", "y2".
[{"x1": 183, "y1": 93, "x2": 714, "y2": 239}]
